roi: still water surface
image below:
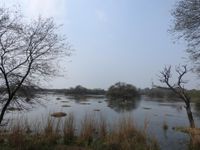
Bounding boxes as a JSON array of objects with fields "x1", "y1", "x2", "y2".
[{"x1": 7, "y1": 93, "x2": 200, "y2": 150}]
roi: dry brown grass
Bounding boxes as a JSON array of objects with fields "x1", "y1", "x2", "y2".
[
  {"x1": 186, "y1": 128, "x2": 200, "y2": 150},
  {"x1": 174, "y1": 127, "x2": 200, "y2": 150},
  {"x1": 98, "y1": 115, "x2": 107, "y2": 139},
  {"x1": 106, "y1": 116, "x2": 152, "y2": 150},
  {"x1": 0, "y1": 113, "x2": 159, "y2": 150},
  {"x1": 42, "y1": 118, "x2": 60, "y2": 145},
  {"x1": 8, "y1": 124, "x2": 26, "y2": 148},
  {"x1": 63, "y1": 113, "x2": 76, "y2": 144},
  {"x1": 78, "y1": 114, "x2": 97, "y2": 145}
]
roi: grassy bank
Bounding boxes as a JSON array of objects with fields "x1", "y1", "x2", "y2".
[
  {"x1": 0, "y1": 114, "x2": 159, "y2": 150},
  {"x1": 173, "y1": 127, "x2": 200, "y2": 150}
]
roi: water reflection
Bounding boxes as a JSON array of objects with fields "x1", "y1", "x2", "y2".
[
  {"x1": 107, "y1": 98, "x2": 141, "y2": 113},
  {"x1": 68, "y1": 95, "x2": 91, "y2": 103},
  {"x1": 158, "y1": 103, "x2": 184, "y2": 113},
  {"x1": 6, "y1": 93, "x2": 200, "y2": 150}
]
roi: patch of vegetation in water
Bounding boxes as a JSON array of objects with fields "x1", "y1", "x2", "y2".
[
  {"x1": 106, "y1": 82, "x2": 140, "y2": 100},
  {"x1": 142, "y1": 107, "x2": 152, "y2": 110},
  {"x1": 162, "y1": 121, "x2": 168, "y2": 131},
  {"x1": 61, "y1": 101, "x2": 69, "y2": 103},
  {"x1": 51, "y1": 112, "x2": 67, "y2": 117},
  {"x1": 62, "y1": 105, "x2": 71, "y2": 108},
  {"x1": 79, "y1": 102, "x2": 91, "y2": 105},
  {"x1": 93, "y1": 109, "x2": 100, "y2": 111}
]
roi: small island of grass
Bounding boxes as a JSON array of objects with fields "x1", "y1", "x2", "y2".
[
  {"x1": 51, "y1": 112, "x2": 67, "y2": 118},
  {"x1": 106, "y1": 82, "x2": 140, "y2": 100}
]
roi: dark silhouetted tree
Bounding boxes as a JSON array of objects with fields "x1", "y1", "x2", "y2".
[
  {"x1": 159, "y1": 65, "x2": 195, "y2": 128},
  {"x1": 0, "y1": 8, "x2": 70, "y2": 125}
]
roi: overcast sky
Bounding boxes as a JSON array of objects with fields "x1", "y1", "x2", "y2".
[{"x1": 1, "y1": 0, "x2": 199, "y2": 89}]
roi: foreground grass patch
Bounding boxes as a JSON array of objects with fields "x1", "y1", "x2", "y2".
[
  {"x1": 0, "y1": 114, "x2": 159, "y2": 150},
  {"x1": 173, "y1": 127, "x2": 200, "y2": 150}
]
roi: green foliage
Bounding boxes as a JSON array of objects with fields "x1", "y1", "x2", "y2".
[{"x1": 107, "y1": 82, "x2": 139, "y2": 100}]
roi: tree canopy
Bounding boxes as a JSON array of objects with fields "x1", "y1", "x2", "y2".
[
  {"x1": 107, "y1": 82, "x2": 139, "y2": 100},
  {"x1": 172, "y1": 0, "x2": 200, "y2": 72},
  {"x1": 0, "y1": 7, "x2": 71, "y2": 125}
]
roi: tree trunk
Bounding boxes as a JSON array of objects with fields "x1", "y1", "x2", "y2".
[
  {"x1": 186, "y1": 104, "x2": 195, "y2": 128},
  {"x1": 0, "y1": 98, "x2": 11, "y2": 125}
]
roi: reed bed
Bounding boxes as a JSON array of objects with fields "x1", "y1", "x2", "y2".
[{"x1": 0, "y1": 113, "x2": 159, "y2": 150}]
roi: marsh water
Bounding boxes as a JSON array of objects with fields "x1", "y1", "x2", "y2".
[{"x1": 6, "y1": 93, "x2": 200, "y2": 150}]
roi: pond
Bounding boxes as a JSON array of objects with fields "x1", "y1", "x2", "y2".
[{"x1": 5, "y1": 93, "x2": 200, "y2": 150}]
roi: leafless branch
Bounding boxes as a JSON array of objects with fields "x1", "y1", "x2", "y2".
[
  {"x1": 159, "y1": 65, "x2": 195, "y2": 127},
  {"x1": 0, "y1": 7, "x2": 71, "y2": 125}
]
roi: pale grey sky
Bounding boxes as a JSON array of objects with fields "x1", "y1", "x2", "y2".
[{"x1": 1, "y1": 0, "x2": 199, "y2": 89}]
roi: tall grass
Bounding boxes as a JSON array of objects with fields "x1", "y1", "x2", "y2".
[
  {"x1": 79, "y1": 114, "x2": 97, "y2": 145},
  {"x1": 173, "y1": 127, "x2": 200, "y2": 150},
  {"x1": 0, "y1": 113, "x2": 159, "y2": 150},
  {"x1": 105, "y1": 116, "x2": 158, "y2": 150},
  {"x1": 63, "y1": 113, "x2": 76, "y2": 145},
  {"x1": 186, "y1": 128, "x2": 200, "y2": 150}
]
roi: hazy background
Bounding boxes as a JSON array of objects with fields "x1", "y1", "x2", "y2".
[{"x1": 1, "y1": 0, "x2": 199, "y2": 89}]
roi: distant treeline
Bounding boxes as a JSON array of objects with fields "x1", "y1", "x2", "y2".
[
  {"x1": 65, "y1": 85, "x2": 106, "y2": 95},
  {"x1": 34, "y1": 85, "x2": 106, "y2": 95},
  {"x1": 140, "y1": 88, "x2": 177, "y2": 98},
  {"x1": 140, "y1": 88, "x2": 200, "y2": 100},
  {"x1": 1, "y1": 84, "x2": 200, "y2": 100}
]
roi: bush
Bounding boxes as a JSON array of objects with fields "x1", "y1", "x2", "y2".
[{"x1": 107, "y1": 82, "x2": 139, "y2": 100}]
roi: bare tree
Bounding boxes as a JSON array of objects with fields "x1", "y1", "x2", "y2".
[
  {"x1": 172, "y1": 0, "x2": 200, "y2": 73},
  {"x1": 159, "y1": 65, "x2": 195, "y2": 128},
  {"x1": 0, "y1": 8, "x2": 70, "y2": 125}
]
